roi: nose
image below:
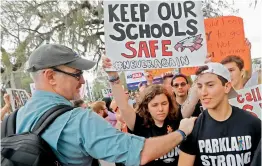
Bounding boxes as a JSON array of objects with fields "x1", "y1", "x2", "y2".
[
  {"x1": 199, "y1": 86, "x2": 208, "y2": 97},
  {"x1": 79, "y1": 75, "x2": 85, "y2": 84},
  {"x1": 158, "y1": 105, "x2": 163, "y2": 112}
]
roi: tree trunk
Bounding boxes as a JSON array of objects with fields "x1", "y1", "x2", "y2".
[{"x1": 10, "y1": 72, "x2": 16, "y2": 89}]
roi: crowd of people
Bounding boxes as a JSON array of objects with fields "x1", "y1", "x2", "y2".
[{"x1": 1, "y1": 42, "x2": 261, "y2": 166}]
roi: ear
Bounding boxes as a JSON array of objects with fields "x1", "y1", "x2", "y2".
[
  {"x1": 240, "y1": 69, "x2": 246, "y2": 78},
  {"x1": 43, "y1": 69, "x2": 56, "y2": 86},
  {"x1": 224, "y1": 82, "x2": 232, "y2": 94},
  {"x1": 187, "y1": 84, "x2": 191, "y2": 89}
]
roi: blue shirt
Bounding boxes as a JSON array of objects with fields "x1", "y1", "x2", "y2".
[{"x1": 16, "y1": 90, "x2": 145, "y2": 166}]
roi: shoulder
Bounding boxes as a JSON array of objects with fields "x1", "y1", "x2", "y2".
[
  {"x1": 231, "y1": 106, "x2": 261, "y2": 132},
  {"x1": 189, "y1": 111, "x2": 207, "y2": 134},
  {"x1": 68, "y1": 107, "x2": 101, "y2": 122},
  {"x1": 232, "y1": 106, "x2": 261, "y2": 124}
]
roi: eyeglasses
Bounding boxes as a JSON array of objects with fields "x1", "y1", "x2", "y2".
[
  {"x1": 173, "y1": 82, "x2": 187, "y2": 88},
  {"x1": 52, "y1": 67, "x2": 83, "y2": 81}
]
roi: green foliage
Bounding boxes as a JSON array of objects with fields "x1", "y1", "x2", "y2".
[{"x1": 92, "y1": 78, "x2": 106, "y2": 100}]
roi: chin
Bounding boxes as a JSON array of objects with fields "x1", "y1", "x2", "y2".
[
  {"x1": 73, "y1": 94, "x2": 81, "y2": 100},
  {"x1": 177, "y1": 94, "x2": 186, "y2": 97},
  {"x1": 158, "y1": 116, "x2": 167, "y2": 121},
  {"x1": 202, "y1": 104, "x2": 215, "y2": 110}
]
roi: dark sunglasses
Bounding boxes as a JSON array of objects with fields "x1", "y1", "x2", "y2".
[
  {"x1": 173, "y1": 82, "x2": 187, "y2": 88},
  {"x1": 52, "y1": 67, "x2": 83, "y2": 81}
]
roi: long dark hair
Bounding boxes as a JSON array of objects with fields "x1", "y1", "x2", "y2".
[{"x1": 135, "y1": 84, "x2": 179, "y2": 127}]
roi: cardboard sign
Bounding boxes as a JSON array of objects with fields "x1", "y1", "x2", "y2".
[
  {"x1": 181, "y1": 16, "x2": 251, "y2": 76},
  {"x1": 104, "y1": 1, "x2": 207, "y2": 71},
  {"x1": 6, "y1": 88, "x2": 30, "y2": 111},
  {"x1": 102, "y1": 89, "x2": 113, "y2": 98},
  {"x1": 229, "y1": 84, "x2": 262, "y2": 119}
]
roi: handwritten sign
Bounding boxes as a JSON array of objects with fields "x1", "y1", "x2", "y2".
[
  {"x1": 104, "y1": 1, "x2": 207, "y2": 71},
  {"x1": 180, "y1": 67, "x2": 198, "y2": 76},
  {"x1": 6, "y1": 88, "x2": 30, "y2": 111},
  {"x1": 229, "y1": 84, "x2": 262, "y2": 119},
  {"x1": 181, "y1": 16, "x2": 251, "y2": 76}
]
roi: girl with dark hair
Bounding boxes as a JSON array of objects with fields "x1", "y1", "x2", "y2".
[{"x1": 102, "y1": 57, "x2": 197, "y2": 166}]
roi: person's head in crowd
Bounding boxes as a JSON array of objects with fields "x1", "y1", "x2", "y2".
[
  {"x1": 102, "y1": 97, "x2": 112, "y2": 112},
  {"x1": 138, "y1": 82, "x2": 147, "y2": 93},
  {"x1": 73, "y1": 99, "x2": 87, "y2": 109},
  {"x1": 91, "y1": 101, "x2": 108, "y2": 118},
  {"x1": 28, "y1": 44, "x2": 96, "y2": 101},
  {"x1": 131, "y1": 91, "x2": 136, "y2": 100},
  {"x1": 87, "y1": 101, "x2": 93, "y2": 109},
  {"x1": 136, "y1": 84, "x2": 178, "y2": 127},
  {"x1": 171, "y1": 73, "x2": 190, "y2": 100},
  {"x1": 144, "y1": 71, "x2": 153, "y2": 85},
  {"x1": 195, "y1": 63, "x2": 237, "y2": 110},
  {"x1": 162, "y1": 72, "x2": 174, "y2": 93},
  {"x1": 135, "y1": 91, "x2": 140, "y2": 100},
  {"x1": 221, "y1": 55, "x2": 246, "y2": 90}
]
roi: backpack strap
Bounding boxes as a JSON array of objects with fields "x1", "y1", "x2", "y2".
[
  {"x1": 1, "y1": 109, "x2": 19, "y2": 138},
  {"x1": 32, "y1": 105, "x2": 74, "y2": 136}
]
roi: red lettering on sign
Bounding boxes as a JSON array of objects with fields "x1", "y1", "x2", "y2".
[
  {"x1": 138, "y1": 41, "x2": 150, "y2": 58},
  {"x1": 162, "y1": 40, "x2": 172, "y2": 56},
  {"x1": 149, "y1": 40, "x2": 158, "y2": 58},
  {"x1": 121, "y1": 41, "x2": 137, "y2": 58},
  {"x1": 245, "y1": 92, "x2": 253, "y2": 102},
  {"x1": 237, "y1": 94, "x2": 244, "y2": 103}
]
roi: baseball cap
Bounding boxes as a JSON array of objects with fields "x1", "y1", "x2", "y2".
[
  {"x1": 197, "y1": 62, "x2": 238, "y2": 99},
  {"x1": 26, "y1": 44, "x2": 96, "y2": 72}
]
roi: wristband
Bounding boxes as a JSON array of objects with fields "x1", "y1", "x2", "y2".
[
  {"x1": 108, "y1": 75, "x2": 120, "y2": 83},
  {"x1": 176, "y1": 129, "x2": 187, "y2": 141}
]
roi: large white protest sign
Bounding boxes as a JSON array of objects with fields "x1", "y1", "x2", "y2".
[
  {"x1": 6, "y1": 88, "x2": 30, "y2": 111},
  {"x1": 229, "y1": 84, "x2": 262, "y2": 119},
  {"x1": 101, "y1": 89, "x2": 113, "y2": 98},
  {"x1": 104, "y1": 1, "x2": 207, "y2": 71}
]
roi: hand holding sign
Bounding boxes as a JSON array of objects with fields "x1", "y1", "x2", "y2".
[{"x1": 102, "y1": 56, "x2": 118, "y2": 77}]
